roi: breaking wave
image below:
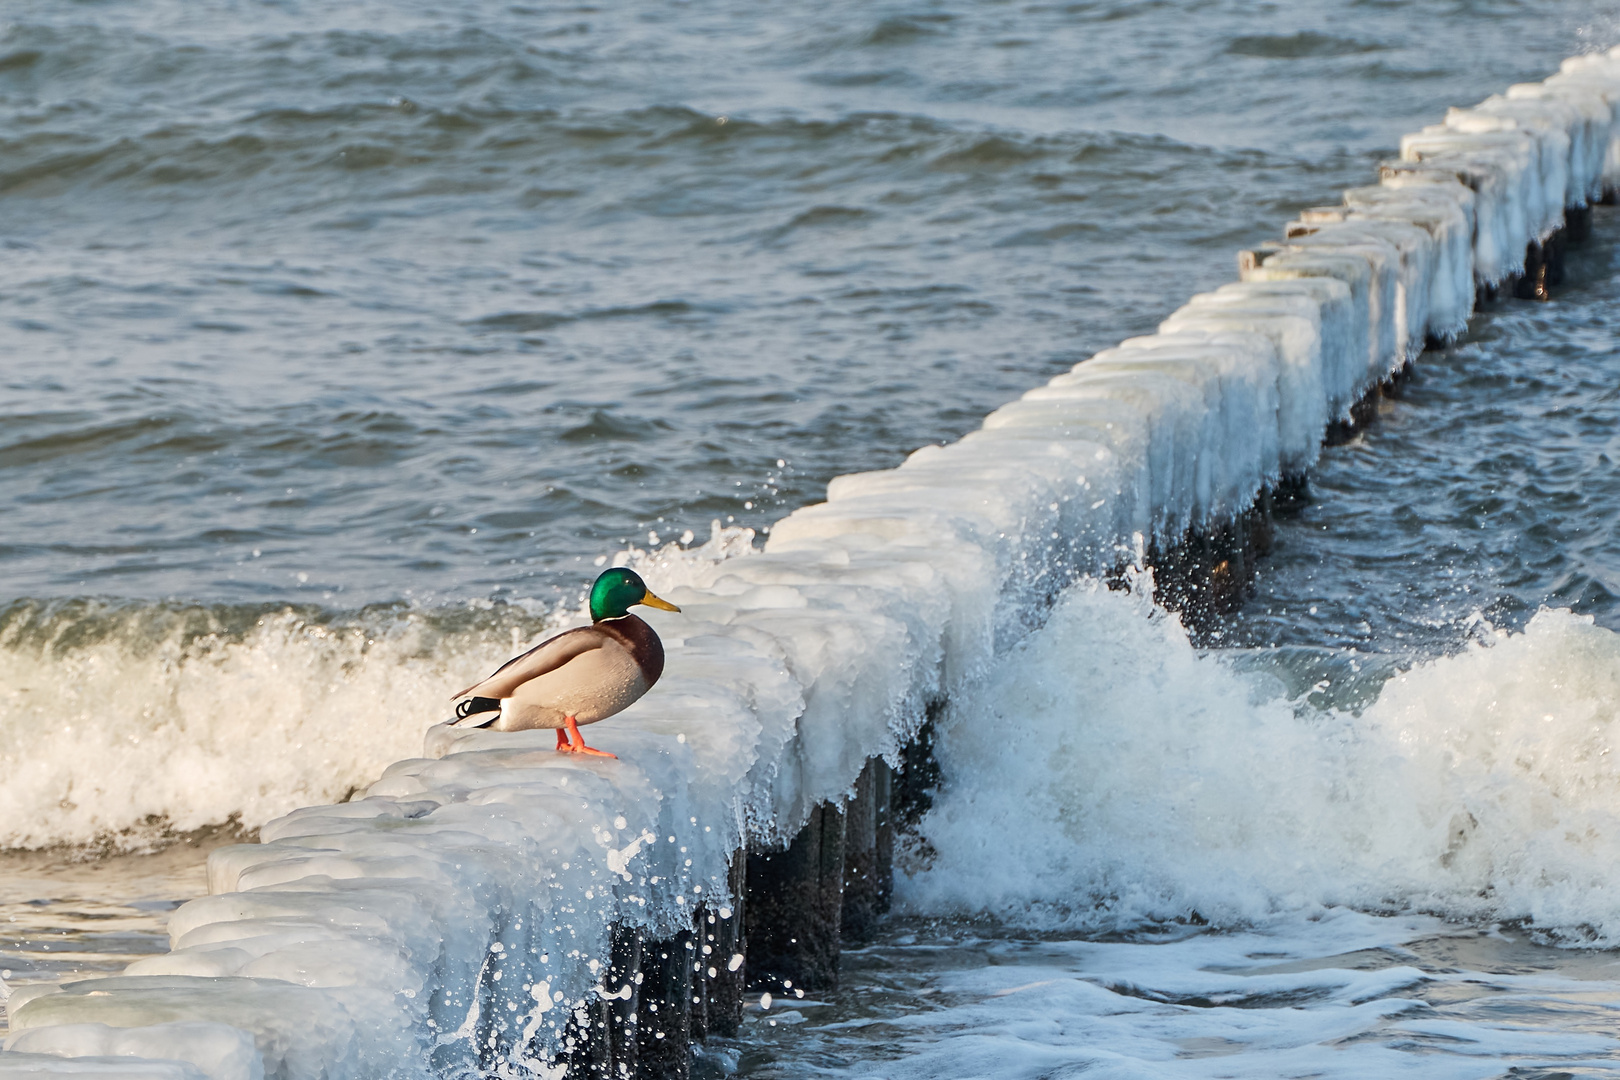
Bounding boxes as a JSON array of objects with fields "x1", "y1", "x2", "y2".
[
  {"x1": 0, "y1": 524, "x2": 759, "y2": 851},
  {"x1": 906, "y1": 573, "x2": 1620, "y2": 941}
]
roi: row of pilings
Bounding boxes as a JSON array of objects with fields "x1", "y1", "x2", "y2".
[
  {"x1": 547, "y1": 755, "x2": 901, "y2": 1079},
  {"x1": 552, "y1": 200, "x2": 1602, "y2": 1079}
]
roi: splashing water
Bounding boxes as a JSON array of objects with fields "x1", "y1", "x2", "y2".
[
  {"x1": 0, "y1": 523, "x2": 758, "y2": 851},
  {"x1": 906, "y1": 575, "x2": 1620, "y2": 942}
]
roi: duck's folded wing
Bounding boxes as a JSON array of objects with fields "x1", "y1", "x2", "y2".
[{"x1": 454, "y1": 627, "x2": 606, "y2": 699}]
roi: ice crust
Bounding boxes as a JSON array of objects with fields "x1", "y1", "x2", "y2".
[{"x1": 12, "y1": 45, "x2": 1620, "y2": 1080}]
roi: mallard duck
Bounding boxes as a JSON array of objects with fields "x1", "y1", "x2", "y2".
[{"x1": 450, "y1": 567, "x2": 681, "y2": 758}]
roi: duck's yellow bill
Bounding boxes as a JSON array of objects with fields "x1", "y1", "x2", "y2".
[{"x1": 640, "y1": 590, "x2": 681, "y2": 613}]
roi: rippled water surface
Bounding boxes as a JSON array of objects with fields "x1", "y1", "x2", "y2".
[
  {"x1": 724, "y1": 917, "x2": 1620, "y2": 1079},
  {"x1": 10, "y1": 0, "x2": 1613, "y2": 852},
  {"x1": 1229, "y1": 209, "x2": 1620, "y2": 656},
  {"x1": 4, "y1": 0, "x2": 1612, "y2": 607}
]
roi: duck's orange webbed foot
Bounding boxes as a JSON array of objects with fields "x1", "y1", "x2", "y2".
[{"x1": 557, "y1": 715, "x2": 616, "y2": 759}]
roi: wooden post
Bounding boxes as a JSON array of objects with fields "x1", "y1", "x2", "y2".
[
  {"x1": 1546, "y1": 226, "x2": 1568, "y2": 287},
  {"x1": 893, "y1": 705, "x2": 943, "y2": 830},
  {"x1": 1514, "y1": 238, "x2": 1551, "y2": 301},
  {"x1": 1271, "y1": 474, "x2": 1310, "y2": 514},
  {"x1": 636, "y1": 931, "x2": 693, "y2": 1079},
  {"x1": 564, "y1": 925, "x2": 642, "y2": 1079},
  {"x1": 1237, "y1": 249, "x2": 1269, "y2": 273},
  {"x1": 691, "y1": 854, "x2": 746, "y2": 1040},
  {"x1": 1245, "y1": 487, "x2": 1276, "y2": 563},
  {"x1": 1206, "y1": 519, "x2": 1245, "y2": 616},
  {"x1": 745, "y1": 803, "x2": 846, "y2": 993},
  {"x1": 1568, "y1": 204, "x2": 1594, "y2": 244},
  {"x1": 841, "y1": 759, "x2": 893, "y2": 945},
  {"x1": 1137, "y1": 496, "x2": 1290, "y2": 635}
]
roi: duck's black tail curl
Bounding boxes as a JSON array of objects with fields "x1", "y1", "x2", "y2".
[{"x1": 453, "y1": 697, "x2": 501, "y2": 727}]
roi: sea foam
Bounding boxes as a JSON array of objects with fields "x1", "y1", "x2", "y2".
[
  {"x1": 905, "y1": 575, "x2": 1620, "y2": 942},
  {"x1": 0, "y1": 526, "x2": 759, "y2": 851}
]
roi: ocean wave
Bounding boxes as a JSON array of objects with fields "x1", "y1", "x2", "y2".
[
  {"x1": 905, "y1": 574, "x2": 1620, "y2": 941},
  {"x1": 0, "y1": 89, "x2": 1244, "y2": 210},
  {"x1": 0, "y1": 524, "x2": 758, "y2": 852},
  {"x1": 0, "y1": 595, "x2": 559, "y2": 850}
]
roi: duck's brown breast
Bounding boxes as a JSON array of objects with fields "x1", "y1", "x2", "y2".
[{"x1": 597, "y1": 613, "x2": 665, "y2": 687}]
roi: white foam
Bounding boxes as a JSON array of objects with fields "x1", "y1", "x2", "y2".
[
  {"x1": 904, "y1": 577, "x2": 1620, "y2": 940},
  {"x1": 0, "y1": 528, "x2": 765, "y2": 851},
  {"x1": 0, "y1": 608, "x2": 456, "y2": 849},
  {"x1": 767, "y1": 910, "x2": 1620, "y2": 1080}
]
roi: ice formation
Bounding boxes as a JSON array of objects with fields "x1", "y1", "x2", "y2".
[{"x1": 12, "y1": 44, "x2": 1620, "y2": 1080}]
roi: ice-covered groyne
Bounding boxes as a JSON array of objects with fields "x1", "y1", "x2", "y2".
[{"x1": 10, "y1": 46, "x2": 1620, "y2": 1080}]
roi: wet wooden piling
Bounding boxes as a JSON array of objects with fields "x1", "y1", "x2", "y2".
[
  {"x1": 1567, "y1": 203, "x2": 1594, "y2": 243},
  {"x1": 635, "y1": 931, "x2": 694, "y2": 1079},
  {"x1": 692, "y1": 857, "x2": 747, "y2": 1041},
  {"x1": 840, "y1": 759, "x2": 894, "y2": 946},
  {"x1": 1141, "y1": 491, "x2": 1277, "y2": 633},
  {"x1": 744, "y1": 802, "x2": 847, "y2": 994},
  {"x1": 563, "y1": 926, "x2": 643, "y2": 1079}
]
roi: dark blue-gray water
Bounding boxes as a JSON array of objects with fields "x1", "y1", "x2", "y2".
[
  {"x1": 4, "y1": 0, "x2": 1613, "y2": 610},
  {"x1": 1232, "y1": 211, "x2": 1620, "y2": 653}
]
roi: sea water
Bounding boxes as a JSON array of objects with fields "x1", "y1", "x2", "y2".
[{"x1": 6, "y1": 0, "x2": 1620, "y2": 1070}]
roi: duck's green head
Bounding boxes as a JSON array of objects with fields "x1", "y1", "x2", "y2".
[{"x1": 590, "y1": 567, "x2": 682, "y2": 622}]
